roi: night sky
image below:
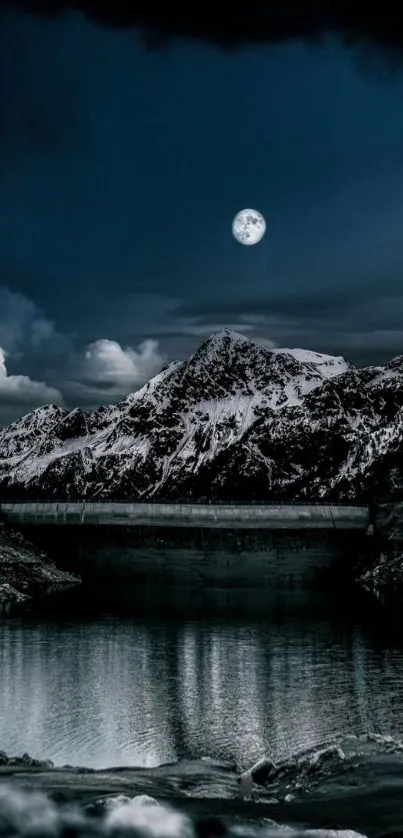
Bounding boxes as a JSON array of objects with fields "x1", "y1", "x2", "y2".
[{"x1": 2, "y1": 7, "x2": 403, "y2": 423}]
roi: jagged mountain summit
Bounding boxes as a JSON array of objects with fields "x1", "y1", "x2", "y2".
[{"x1": 1, "y1": 328, "x2": 403, "y2": 502}]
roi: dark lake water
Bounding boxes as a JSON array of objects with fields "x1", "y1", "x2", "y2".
[{"x1": 1, "y1": 567, "x2": 403, "y2": 773}]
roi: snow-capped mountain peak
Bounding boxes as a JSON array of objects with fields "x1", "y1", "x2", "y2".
[{"x1": 0, "y1": 331, "x2": 402, "y2": 502}]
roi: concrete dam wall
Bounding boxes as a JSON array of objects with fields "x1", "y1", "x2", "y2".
[
  {"x1": 4, "y1": 525, "x2": 370, "y2": 594},
  {"x1": 60, "y1": 530, "x2": 366, "y2": 589},
  {"x1": 0, "y1": 501, "x2": 370, "y2": 530},
  {"x1": 0, "y1": 502, "x2": 371, "y2": 593}
]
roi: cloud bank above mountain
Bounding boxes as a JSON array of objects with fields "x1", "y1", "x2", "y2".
[
  {"x1": 0, "y1": 348, "x2": 64, "y2": 408},
  {"x1": 0, "y1": 288, "x2": 168, "y2": 423}
]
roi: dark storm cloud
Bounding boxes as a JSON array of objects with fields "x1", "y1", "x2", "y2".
[
  {"x1": 0, "y1": 10, "x2": 87, "y2": 164},
  {"x1": 174, "y1": 276, "x2": 403, "y2": 326},
  {"x1": 174, "y1": 289, "x2": 355, "y2": 322},
  {"x1": 168, "y1": 281, "x2": 403, "y2": 365},
  {"x1": 1, "y1": 0, "x2": 403, "y2": 59}
]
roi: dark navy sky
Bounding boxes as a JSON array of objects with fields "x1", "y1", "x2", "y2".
[{"x1": 1, "y1": 8, "x2": 403, "y2": 422}]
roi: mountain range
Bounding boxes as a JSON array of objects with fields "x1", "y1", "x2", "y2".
[{"x1": 0, "y1": 329, "x2": 403, "y2": 502}]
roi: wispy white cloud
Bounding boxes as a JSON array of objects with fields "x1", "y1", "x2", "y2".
[
  {"x1": 0, "y1": 286, "x2": 171, "y2": 420},
  {"x1": 0, "y1": 347, "x2": 64, "y2": 406},
  {"x1": 74, "y1": 337, "x2": 167, "y2": 395}
]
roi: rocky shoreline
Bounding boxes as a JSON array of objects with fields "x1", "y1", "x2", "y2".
[
  {"x1": 1, "y1": 736, "x2": 403, "y2": 836},
  {"x1": 358, "y1": 548, "x2": 403, "y2": 603},
  {"x1": 0, "y1": 521, "x2": 81, "y2": 606},
  {"x1": 356, "y1": 502, "x2": 403, "y2": 606},
  {"x1": 0, "y1": 750, "x2": 54, "y2": 769}
]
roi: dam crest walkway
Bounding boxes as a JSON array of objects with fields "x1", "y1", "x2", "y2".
[{"x1": 0, "y1": 501, "x2": 370, "y2": 530}]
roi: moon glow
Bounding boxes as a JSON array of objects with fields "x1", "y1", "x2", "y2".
[{"x1": 232, "y1": 208, "x2": 266, "y2": 245}]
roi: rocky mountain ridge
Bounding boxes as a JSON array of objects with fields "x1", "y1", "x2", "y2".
[{"x1": 1, "y1": 329, "x2": 403, "y2": 502}]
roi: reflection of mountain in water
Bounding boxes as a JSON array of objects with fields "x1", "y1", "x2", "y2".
[{"x1": 1, "y1": 586, "x2": 403, "y2": 770}]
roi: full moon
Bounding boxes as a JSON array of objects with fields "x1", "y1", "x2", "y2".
[{"x1": 232, "y1": 208, "x2": 266, "y2": 246}]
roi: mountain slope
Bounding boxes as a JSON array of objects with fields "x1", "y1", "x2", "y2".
[{"x1": 0, "y1": 329, "x2": 402, "y2": 501}]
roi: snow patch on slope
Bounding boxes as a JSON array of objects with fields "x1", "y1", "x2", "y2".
[{"x1": 272, "y1": 347, "x2": 350, "y2": 378}]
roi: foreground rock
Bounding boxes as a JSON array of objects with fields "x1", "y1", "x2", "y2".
[
  {"x1": 0, "y1": 736, "x2": 402, "y2": 837},
  {"x1": 0, "y1": 522, "x2": 81, "y2": 605},
  {"x1": 0, "y1": 786, "x2": 370, "y2": 838}
]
